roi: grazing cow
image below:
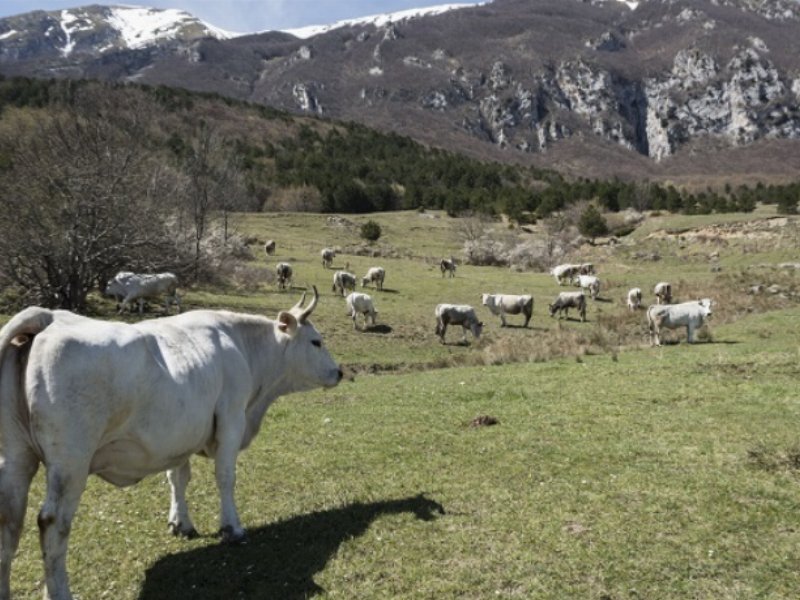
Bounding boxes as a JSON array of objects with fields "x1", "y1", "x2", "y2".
[
  {"x1": 435, "y1": 304, "x2": 483, "y2": 343},
  {"x1": 361, "y1": 266, "x2": 386, "y2": 291},
  {"x1": 105, "y1": 271, "x2": 181, "y2": 315},
  {"x1": 264, "y1": 240, "x2": 276, "y2": 256},
  {"x1": 321, "y1": 248, "x2": 336, "y2": 269},
  {"x1": 579, "y1": 263, "x2": 595, "y2": 275},
  {"x1": 332, "y1": 270, "x2": 357, "y2": 296},
  {"x1": 548, "y1": 291, "x2": 587, "y2": 322},
  {"x1": 0, "y1": 288, "x2": 341, "y2": 600},
  {"x1": 647, "y1": 298, "x2": 713, "y2": 346},
  {"x1": 346, "y1": 292, "x2": 377, "y2": 330},
  {"x1": 574, "y1": 274, "x2": 601, "y2": 300},
  {"x1": 654, "y1": 281, "x2": 672, "y2": 305},
  {"x1": 276, "y1": 262, "x2": 293, "y2": 290},
  {"x1": 481, "y1": 293, "x2": 533, "y2": 328},
  {"x1": 550, "y1": 263, "x2": 580, "y2": 286},
  {"x1": 440, "y1": 258, "x2": 456, "y2": 278},
  {"x1": 627, "y1": 287, "x2": 643, "y2": 311}
]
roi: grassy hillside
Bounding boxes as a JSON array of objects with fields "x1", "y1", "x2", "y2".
[{"x1": 5, "y1": 209, "x2": 800, "y2": 598}]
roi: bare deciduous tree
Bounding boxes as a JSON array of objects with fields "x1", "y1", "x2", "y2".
[
  {"x1": 180, "y1": 124, "x2": 248, "y2": 281},
  {"x1": 0, "y1": 89, "x2": 182, "y2": 311}
]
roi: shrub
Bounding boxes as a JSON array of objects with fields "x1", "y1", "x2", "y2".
[
  {"x1": 360, "y1": 220, "x2": 382, "y2": 242},
  {"x1": 578, "y1": 205, "x2": 609, "y2": 242}
]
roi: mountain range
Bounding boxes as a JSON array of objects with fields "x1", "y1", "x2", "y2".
[{"x1": 2, "y1": 0, "x2": 800, "y2": 185}]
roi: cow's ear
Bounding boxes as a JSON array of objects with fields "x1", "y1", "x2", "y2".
[{"x1": 277, "y1": 311, "x2": 298, "y2": 335}]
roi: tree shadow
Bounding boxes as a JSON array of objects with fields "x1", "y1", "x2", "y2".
[{"x1": 138, "y1": 494, "x2": 445, "y2": 600}]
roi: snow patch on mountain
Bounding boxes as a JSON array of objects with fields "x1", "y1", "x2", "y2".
[
  {"x1": 281, "y1": 3, "x2": 486, "y2": 39},
  {"x1": 105, "y1": 6, "x2": 237, "y2": 49}
]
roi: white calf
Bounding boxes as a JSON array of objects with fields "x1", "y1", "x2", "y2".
[
  {"x1": 361, "y1": 267, "x2": 385, "y2": 291},
  {"x1": 105, "y1": 271, "x2": 181, "y2": 315},
  {"x1": 440, "y1": 258, "x2": 456, "y2": 278},
  {"x1": 627, "y1": 287, "x2": 643, "y2": 311},
  {"x1": 481, "y1": 293, "x2": 533, "y2": 327},
  {"x1": 346, "y1": 292, "x2": 377, "y2": 329},
  {"x1": 647, "y1": 298, "x2": 713, "y2": 346},
  {"x1": 435, "y1": 304, "x2": 482, "y2": 343},
  {"x1": 574, "y1": 274, "x2": 601, "y2": 300},
  {"x1": 332, "y1": 270, "x2": 357, "y2": 296},
  {"x1": 654, "y1": 281, "x2": 672, "y2": 304}
]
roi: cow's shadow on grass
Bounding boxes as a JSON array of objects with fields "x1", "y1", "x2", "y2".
[
  {"x1": 138, "y1": 494, "x2": 445, "y2": 600},
  {"x1": 376, "y1": 287, "x2": 400, "y2": 294},
  {"x1": 593, "y1": 297, "x2": 614, "y2": 304},
  {"x1": 441, "y1": 339, "x2": 474, "y2": 346},
  {"x1": 364, "y1": 324, "x2": 393, "y2": 334}
]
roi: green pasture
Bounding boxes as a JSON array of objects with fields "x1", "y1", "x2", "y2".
[{"x1": 5, "y1": 209, "x2": 800, "y2": 598}]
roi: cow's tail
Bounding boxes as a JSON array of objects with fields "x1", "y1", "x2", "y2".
[
  {"x1": 646, "y1": 305, "x2": 658, "y2": 344},
  {"x1": 0, "y1": 307, "x2": 56, "y2": 362},
  {"x1": 0, "y1": 307, "x2": 56, "y2": 434}
]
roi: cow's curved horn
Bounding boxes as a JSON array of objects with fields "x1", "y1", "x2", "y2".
[
  {"x1": 291, "y1": 291, "x2": 307, "y2": 312},
  {"x1": 299, "y1": 285, "x2": 319, "y2": 322}
]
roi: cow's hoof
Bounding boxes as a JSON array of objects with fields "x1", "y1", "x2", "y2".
[
  {"x1": 219, "y1": 525, "x2": 247, "y2": 545},
  {"x1": 169, "y1": 522, "x2": 199, "y2": 539}
]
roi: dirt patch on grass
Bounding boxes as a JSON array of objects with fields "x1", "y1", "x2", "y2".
[
  {"x1": 647, "y1": 217, "x2": 796, "y2": 245},
  {"x1": 747, "y1": 443, "x2": 800, "y2": 474}
]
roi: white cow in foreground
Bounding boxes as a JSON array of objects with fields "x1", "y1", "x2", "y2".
[
  {"x1": 0, "y1": 288, "x2": 341, "y2": 600},
  {"x1": 574, "y1": 274, "x2": 601, "y2": 300},
  {"x1": 647, "y1": 298, "x2": 713, "y2": 346},
  {"x1": 332, "y1": 270, "x2": 357, "y2": 296},
  {"x1": 346, "y1": 292, "x2": 377, "y2": 329},
  {"x1": 435, "y1": 304, "x2": 483, "y2": 343},
  {"x1": 548, "y1": 291, "x2": 587, "y2": 322},
  {"x1": 481, "y1": 293, "x2": 533, "y2": 328},
  {"x1": 627, "y1": 287, "x2": 643, "y2": 311},
  {"x1": 361, "y1": 266, "x2": 385, "y2": 291},
  {"x1": 105, "y1": 271, "x2": 181, "y2": 315},
  {"x1": 654, "y1": 281, "x2": 672, "y2": 305}
]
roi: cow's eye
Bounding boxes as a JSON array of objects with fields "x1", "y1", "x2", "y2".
[{"x1": 311, "y1": 340, "x2": 322, "y2": 348}]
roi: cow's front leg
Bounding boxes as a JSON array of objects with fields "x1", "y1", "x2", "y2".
[
  {"x1": 686, "y1": 325, "x2": 694, "y2": 344},
  {"x1": 500, "y1": 314, "x2": 507, "y2": 327},
  {"x1": 214, "y1": 412, "x2": 246, "y2": 544},
  {"x1": 39, "y1": 464, "x2": 89, "y2": 600},
  {"x1": 167, "y1": 461, "x2": 198, "y2": 538}
]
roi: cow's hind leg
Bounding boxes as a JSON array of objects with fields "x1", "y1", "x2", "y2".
[
  {"x1": 214, "y1": 412, "x2": 246, "y2": 544},
  {"x1": 38, "y1": 463, "x2": 89, "y2": 600},
  {"x1": 0, "y1": 451, "x2": 39, "y2": 600},
  {"x1": 167, "y1": 461, "x2": 198, "y2": 539}
]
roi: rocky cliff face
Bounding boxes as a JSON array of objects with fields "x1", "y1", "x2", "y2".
[{"x1": 2, "y1": 0, "x2": 800, "y2": 180}]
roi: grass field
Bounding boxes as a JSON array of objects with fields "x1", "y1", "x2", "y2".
[{"x1": 5, "y1": 208, "x2": 800, "y2": 599}]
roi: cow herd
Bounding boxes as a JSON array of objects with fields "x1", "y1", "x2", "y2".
[{"x1": 102, "y1": 254, "x2": 712, "y2": 351}]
